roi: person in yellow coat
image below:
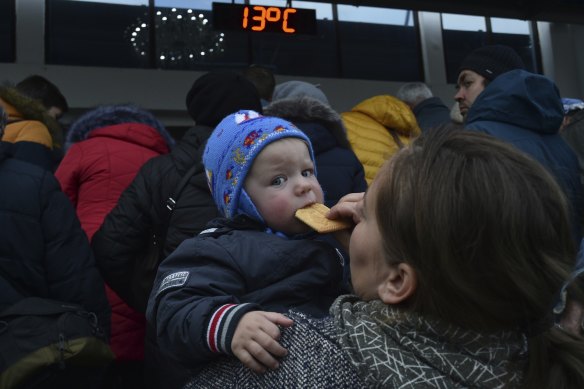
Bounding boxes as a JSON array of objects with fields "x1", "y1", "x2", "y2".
[
  {"x1": 341, "y1": 95, "x2": 421, "y2": 184},
  {"x1": 0, "y1": 84, "x2": 63, "y2": 171}
]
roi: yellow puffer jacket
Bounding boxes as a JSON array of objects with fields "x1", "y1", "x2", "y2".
[
  {"x1": 342, "y1": 95, "x2": 420, "y2": 184},
  {"x1": 0, "y1": 86, "x2": 63, "y2": 150}
]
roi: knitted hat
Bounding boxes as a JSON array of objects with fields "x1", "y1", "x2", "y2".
[
  {"x1": 185, "y1": 71, "x2": 262, "y2": 126},
  {"x1": 458, "y1": 45, "x2": 526, "y2": 81},
  {"x1": 272, "y1": 81, "x2": 329, "y2": 105},
  {"x1": 203, "y1": 110, "x2": 315, "y2": 221}
]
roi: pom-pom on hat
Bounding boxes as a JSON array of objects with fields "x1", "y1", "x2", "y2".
[
  {"x1": 203, "y1": 110, "x2": 315, "y2": 221},
  {"x1": 458, "y1": 45, "x2": 526, "y2": 81}
]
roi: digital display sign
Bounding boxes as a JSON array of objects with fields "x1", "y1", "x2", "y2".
[{"x1": 212, "y1": 3, "x2": 317, "y2": 35}]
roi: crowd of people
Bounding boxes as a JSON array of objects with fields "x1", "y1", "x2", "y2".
[{"x1": 2, "y1": 44, "x2": 584, "y2": 389}]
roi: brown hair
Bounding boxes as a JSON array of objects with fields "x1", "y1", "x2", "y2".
[{"x1": 374, "y1": 127, "x2": 584, "y2": 388}]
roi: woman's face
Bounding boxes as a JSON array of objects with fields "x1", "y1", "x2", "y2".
[{"x1": 349, "y1": 179, "x2": 392, "y2": 301}]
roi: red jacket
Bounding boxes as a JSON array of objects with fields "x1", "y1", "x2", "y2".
[{"x1": 56, "y1": 122, "x2": 170, "y2": 361}]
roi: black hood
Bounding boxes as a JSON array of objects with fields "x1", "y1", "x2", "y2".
[{"x1": 185, "y1": 71, "x2": 262, "y2": 127}]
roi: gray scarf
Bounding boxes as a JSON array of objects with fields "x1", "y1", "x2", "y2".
[{"x1": 332, "y1": 295, "x2": 527, "y2": 388}]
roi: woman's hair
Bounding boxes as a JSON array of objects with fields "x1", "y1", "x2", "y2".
[{"x1": 374, "y1": 126, "x2": 584, "y2": 388}]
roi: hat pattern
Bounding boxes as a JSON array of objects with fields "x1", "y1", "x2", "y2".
[{"x1": 203, "y1": 110, "x2": 314, "y2": 221}]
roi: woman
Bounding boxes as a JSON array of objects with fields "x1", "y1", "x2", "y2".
[
  {"x1": 183, "y1": 128, "x2": 584, "y2": 388},
  {"x1": 55, "y1": 104, "x2": 174, "y2": 388}
]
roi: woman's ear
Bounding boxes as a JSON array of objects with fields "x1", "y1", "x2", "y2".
[{"x1": 377, "y1": 263, "x2": 417, "y2": 305}]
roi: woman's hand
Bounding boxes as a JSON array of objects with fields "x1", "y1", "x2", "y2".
[
  {"x1": 327, "y1": 192, "x2": 364, "y2": 252},
  {"x1": 328, "y1": 192, "x2": 364, "y2": 223}
]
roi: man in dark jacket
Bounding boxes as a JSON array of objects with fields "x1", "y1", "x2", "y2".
[
  {"x1": 0, "y1": 123, "x2": 110, "y2": 331},
  {"x1": 90, "y1": 70, "x2": 262, "y2": 388},
  {"x1": 561, "y1": 98, "x2": 584, "y2": 186},
  {"x1": 396, "y1": 82, "x2": 451, "y2": 133},
  {"x1": 455, "y1": 46, "x2": 583, "y2": 241}
]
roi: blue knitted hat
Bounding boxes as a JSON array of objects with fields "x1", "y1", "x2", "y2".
[{"x1": 203, "y1": 110, "x2": 315, "y2": 221}]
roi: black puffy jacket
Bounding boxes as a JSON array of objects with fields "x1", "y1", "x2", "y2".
[
  {"x1": 0, "y1": 144, "x2": 110, "y2": 332},
  {"x1": 91, "y1": 125, "x2": 220, "y2": 307}
]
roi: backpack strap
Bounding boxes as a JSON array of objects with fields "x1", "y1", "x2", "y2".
[{"x1": 156, "y1": 161, "x2": 205, "y2": 256}]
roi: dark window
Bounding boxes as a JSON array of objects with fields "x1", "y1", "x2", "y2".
[
  {"x1": 249, "y1": 23, "x2": 338, "y2": 77},
  {"x1": 337, "y1": 5, "x2": 421, "y2": 81},
  {"x1": 43, "y1": 1, "x2": 420, "y2": 82},
  {"x1": 46, "y1": 0, "x2": 150, "y2": 68},
  {"x1": 0, "y1": 0, "x2": 15, "y2": 63}
]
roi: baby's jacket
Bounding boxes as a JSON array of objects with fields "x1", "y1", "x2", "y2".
[{"x1": 147, "y1": 215, "x2": 349, "y2": 367}]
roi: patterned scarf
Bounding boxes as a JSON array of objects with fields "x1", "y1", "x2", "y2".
[{"x1": 332, "y1": 295, "x2": 527, "y2": 388}]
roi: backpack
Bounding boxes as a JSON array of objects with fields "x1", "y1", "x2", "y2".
[
  {"x1": 128, "y1": 161, "x2": 204, "y2": 313},
  {"x1": 0, "y1": 297, "x2": 114, "y2": 389}
]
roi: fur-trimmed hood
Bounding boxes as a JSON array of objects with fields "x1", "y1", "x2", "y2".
[
  {"x1": 264, "y1": 96, "x2": 350, "y2": 149},
  {"x1": 0, "y1": 85, "x2": 64, "y2": 148},
  {"x1": 65, "y1": 104, "x2": 175, "y2": 150}
]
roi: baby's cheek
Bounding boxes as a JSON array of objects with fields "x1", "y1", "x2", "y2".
[{"x1": 269, "y1": 196, "x2": 297, "y2": 217}]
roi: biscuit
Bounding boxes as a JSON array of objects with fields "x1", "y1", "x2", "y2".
[{"x1": 295, "y1": 203, "x2": 352, "y2": 233}]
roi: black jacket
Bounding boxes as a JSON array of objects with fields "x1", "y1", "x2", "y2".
[
  {"x1": 91, "y1": 125, "x2": 220, "y2": 308},
  {"x1": 147, "y1": 216, "x2": 349, "y2": 367},
  {"x1": 265, "y1": 96, "x2": 368, "y2": 206},
  {"x1": 413, "y1": 96, "x2": 452, "y2": 133},
  {"x1": 0, "y1": 143, "x2": 110, "y2": 333}
]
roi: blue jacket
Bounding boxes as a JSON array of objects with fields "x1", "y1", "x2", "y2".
[
  {"x1": 147, "y1": 215, "x2": 348, "y2": 367},
  {"x1": 0, "y1": 143, "x2": 110, "y2": 333},
  {"x1": 466, "y1": 70, "x2": 583, "y2": 240}
]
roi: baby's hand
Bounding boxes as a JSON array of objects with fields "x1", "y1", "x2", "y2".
[{"x1": 232, "y1": 311, "x2": 294, "y2": 373}]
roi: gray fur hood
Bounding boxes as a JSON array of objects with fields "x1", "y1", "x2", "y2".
[{"x1": 264, "y1": 96, "x2": 350, "y2": 149}]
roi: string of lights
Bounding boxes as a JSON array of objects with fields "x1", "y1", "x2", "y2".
[{"x1": 125, "y1": 7, "x2": 225, "y2": 65}]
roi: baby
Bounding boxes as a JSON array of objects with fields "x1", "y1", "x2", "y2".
[{"x1": 147, "y1": 110, "x2": 349, "y2": 374}]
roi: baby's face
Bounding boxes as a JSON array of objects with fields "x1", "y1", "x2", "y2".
[{"x1": 245, "y1": 138, "x2": 323, "y2": 235}]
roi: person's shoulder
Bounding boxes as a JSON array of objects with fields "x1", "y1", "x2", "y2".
[
  {"x1": 1, "y1": 155, "x2": 48, "y2": 179},
  {"x1": 415, "y1": 96, "x2": 449, "y2": 111}
]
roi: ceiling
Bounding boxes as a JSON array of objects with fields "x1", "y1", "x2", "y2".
[{"x1": 304, "y1": 0, "x2": 584, "y2": 24}]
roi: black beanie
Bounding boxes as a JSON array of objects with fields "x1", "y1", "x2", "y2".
[
  {"x1": 458, "y1": 45, "x2": 526, "y2": 81},
  {"x1": 185, "y1": 71, "x2": 262, "y2": 127}
]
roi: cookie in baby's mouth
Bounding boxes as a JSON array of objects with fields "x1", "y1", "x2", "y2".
[{"x1": 295, "y1": 203, "x2": 352, "y2": 233}]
